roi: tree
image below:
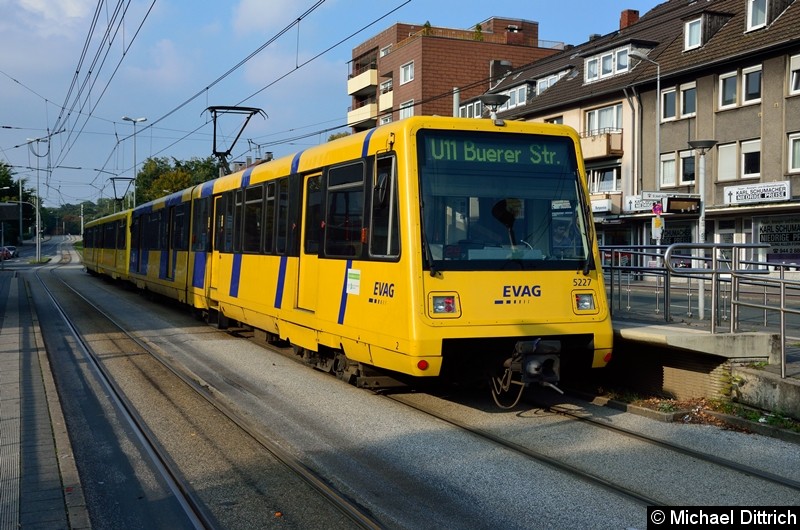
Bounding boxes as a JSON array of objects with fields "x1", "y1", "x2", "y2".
[
  {"x1": 150, "y1": 168, "x2": 193, "y2": 197},
  {"x1": 328, "y1": 132, "x2": 351, "y2": 142}
]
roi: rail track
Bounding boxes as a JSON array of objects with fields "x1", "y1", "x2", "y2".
[{"x1": 35, "y1": 263, "x2": 380, "y2": 529}]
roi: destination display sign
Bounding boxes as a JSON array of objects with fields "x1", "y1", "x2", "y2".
[
  {"x1": 724, "y1": 181, "x2": 790, "y2": 205},
  {"x1": 421, "y1": 131, "x2": 574, "y2": 170}
]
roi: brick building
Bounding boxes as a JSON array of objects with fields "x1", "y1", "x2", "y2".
[{"x1": 347, "y1": 17, "x2": 563, "y2": 131}]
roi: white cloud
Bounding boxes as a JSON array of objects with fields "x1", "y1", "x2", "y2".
[
  {"x1": 232, "y1": 0, "x2": 308, "y2": 35},
  {"x1": 126, "y1": 39, "x2": 193, "y2": 91},
  {"x1": 10, "y1": 0, "x2": 95, "y2": 37}
]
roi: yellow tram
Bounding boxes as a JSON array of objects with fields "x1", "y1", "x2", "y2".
[{"x1": 85, "y1": 116, "x2": 613, "y2": 404}]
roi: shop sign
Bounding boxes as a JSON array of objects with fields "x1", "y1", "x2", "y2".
[
  {"x1": 756, "y1": 215, "x2": 800, "y2": 262},
  {"x1": 724, "y1": 181, "x2": 790, "y2": 205}
]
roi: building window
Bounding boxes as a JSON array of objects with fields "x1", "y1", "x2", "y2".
[
  {"x1": 379, "y1": 45, "x2": 391, "y2": 57},
  {"x1": 789, "y1": 133, "x2": 800, "y2": 173},
  {"x1": 400, "y1": 61, "x2": 414, "y2": 85},
  {"x1": 584, "y1": 47, "x2": 629, "y2": 84},
  {"x1": 719, "y1": 72, "x2": 737, "y2": 108},
  {"x1": 661, "y1": 88, "x2": 676, "y2": 121},
  {"x1": 545, "y1": 116, "x2": 564, "y2": 124},
  {"x1": 747, "y1": 0, "x2": 767, "y2": 31},
  {"x1": 660, "y1": 153, "x2": 676, "y2": 187},
  {"x1": 459, "y1": 101, "x2": 483, "y2": 118},
  {"x1": 379, "y1": 114, "x2": 392, "y2": 125},
  {"x1": 601, "y1": 53, "x2": 614, "y2": 76},
  {"x1": 742, "y1": 66, "x2": 762, "y2": 104},
  {"x1": 681, "y1": 82, "x2": 697, "y2": 117},
  {"x1": 590, "y1": 167, "x2": 620, "y2": 192},
  {"x1": 741, "y1": 139, "x2": 761, "y2": 178},
  {"x1": 680, "y1": 150, "x2": 696, "y2": 184},
  {"x1": 717, "y1": 143, "x2": 736, "y2": 181},
  {"x1": 380, "y1": 79, "x2": 392, "y2": 94},
  {"x1": 399, "y1": 100, "x2": 414, "y2": 119},
  {"x1": 585, "y1": 103, "x2": 622, "y2": 135},
  {"x1": 616, "y1": 49, "x2": 629, "y2": 72},
  {"x1": 585, "y1": 58, "x2": 599, "y2": 82},
  {"x1": 685, "y1": 18, "x2": 702, "y2": 50},
  {"x1": 790, "y1": 55, "x2": 800, "y2": 96}
]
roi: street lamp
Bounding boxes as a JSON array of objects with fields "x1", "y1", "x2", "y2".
[
  {"x1": 27, "y1": 137, "x2": 48, "y2": 263},
  {"x1": 479, "y1": 93, "x2": 510, "y2": 123},
  {"x1": 122, "y1": 116, "x2": 147, "y2": 207},
  {"x1": 688, "y1": 139, "x2": 717, "y2": 321},
  {"x1": 629, "y1": 51, "x2": 661, "y2": 186}
]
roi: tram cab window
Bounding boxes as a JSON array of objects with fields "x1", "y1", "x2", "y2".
[{"x1": 417, "y1": 129, "x2": 589, "y2": 271}]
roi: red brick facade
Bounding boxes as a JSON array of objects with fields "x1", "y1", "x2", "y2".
[{"x1": 349, "y1": 18, "x2": 560, "y2": 129}]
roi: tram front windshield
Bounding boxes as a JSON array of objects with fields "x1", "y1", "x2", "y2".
[{"x1": 417, "y1": 129, "x2": 590, "y2": 272}]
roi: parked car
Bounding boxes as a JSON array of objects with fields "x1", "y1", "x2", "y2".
[{"x1": 5, "y1": 245, "x2": 18, "y2": 257}]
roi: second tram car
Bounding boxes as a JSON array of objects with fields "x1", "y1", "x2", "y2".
[{"x1": 85, "y1": 116, "x2": 613, "y2": 404}]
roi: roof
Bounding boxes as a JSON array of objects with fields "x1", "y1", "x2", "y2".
[{"x1": 484, "y1": 0, "x2": 800, "y2": 118}]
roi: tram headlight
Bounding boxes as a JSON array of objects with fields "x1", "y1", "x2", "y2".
[
  {"x1": 574, "y1": 293, "x2": 595, "y2": 311},
  {"x1": 428, "y1": 292, "x2": 461, "y2": 318}
]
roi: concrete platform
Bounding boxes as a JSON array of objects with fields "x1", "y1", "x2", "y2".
[{"x1": 613, "y1": 317, "x2": 800, "y2": 421}]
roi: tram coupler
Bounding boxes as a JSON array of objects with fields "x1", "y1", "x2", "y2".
[{"x1": 513, "y1": 339, "x2": 561, "y2": 386}]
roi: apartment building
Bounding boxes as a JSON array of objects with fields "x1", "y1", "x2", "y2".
[
  {"x1": 472, "y1": 0, "x2": 800, "y2": 266},
  {"x1": 347, "y1": 17, "x2": 563, "y2": 131}
]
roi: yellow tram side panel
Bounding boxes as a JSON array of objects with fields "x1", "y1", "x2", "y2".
[
  {"x1": 132, "y1": 190, "x2": 193, "y2": 304},
  {"x1": 84, "y1": 209, "x2": 131, "y2": 281},
  {"x1": 185, "y1": 183, "x2": 210, "y2": 311},
  {"x1": 207, "y1": 156, "x2": 300, "y2": 333}
]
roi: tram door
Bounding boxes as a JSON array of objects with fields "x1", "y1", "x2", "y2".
[
  {"x1": 297, "y1": 174, "x2": 322, "y2": 312},
  {"x1": 208, "y1": 194, "x2": 227, "y2": 299}
]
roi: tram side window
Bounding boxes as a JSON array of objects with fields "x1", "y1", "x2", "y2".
[
  {"x1": 325, "y1": 162, "x2": 364, "y2": 257},
  {"x1": 145, "y1": 211, "x2": 163, "y2": 250},
  {"x1": 263, "y1": 182, "x2": 275, "y2": 253},
  {"x1": 370, "y1": 155, "x2": 399, "y2": 258},
  {"x1": 159, "y1": 210, "x2": 170, "y2": 250},
  {"x1": 130, "y1": 217, "x2": 141, "y2": 251},
  {"x1": 191, "y1": 197, "x2": 211, "y2": 252},
  {"x1": 304, "y1": 175, "x2": 322, "y2": 254},
  {"x1": 117, "y1": 220, "x2": 127, "y2": 249},
  {"x1": 172, "y1": 203, "x2": 189, "y2": 251},
  {"x1": 275, "y1": 178, "x2": 289, "y2": 254},
  {"x1": 233, "y1": 189, "x2": 244, "y2": 252},
  {"x1": 214, "y1": 192, "x2": 235, "y2": 253},
  {"x1": 242, "y1": 184, "x2": 263, "y2": 253},
  {"x1": 104, "y1": 223, "x2": 115, "y2": 249}
]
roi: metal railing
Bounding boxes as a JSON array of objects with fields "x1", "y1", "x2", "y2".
[{"x1": 601, "y1": 243, "x2": 800, "y2": 378}]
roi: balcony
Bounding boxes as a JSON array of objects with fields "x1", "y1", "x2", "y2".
[
  {"x1": 347, "y1": 67, "x2": 378, "y2": 97},
  {"x1": 379, "y1": 89, "x2": 393, "y2": 112},
  {"x1": 580, "y1": 129, "x2": 623, "y2": 160},
  {"x1": 347, "y1": 101, "x2": 378, "y2": 128}
]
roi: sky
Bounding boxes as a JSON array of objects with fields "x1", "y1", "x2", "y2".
[{"x1": 0, "y1": 0, "x2": 662, "y2": 207}]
